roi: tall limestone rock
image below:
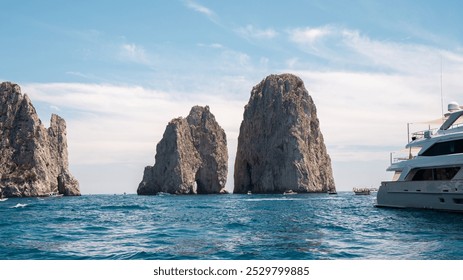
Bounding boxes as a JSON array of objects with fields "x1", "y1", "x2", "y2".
[
  {"x1": 0, "y1": 82, "x2": 80, "y2": 197},
  {"x1": 138, "y1": 105, "x2": 228, "y2": 195},
  {"x1": 234, "y1": 74, "x2": 335, "y2": 194}
]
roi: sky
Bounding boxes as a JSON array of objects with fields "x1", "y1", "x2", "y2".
[{"x1": 2, "y1": 0, "x2": 463, "y2": 194}]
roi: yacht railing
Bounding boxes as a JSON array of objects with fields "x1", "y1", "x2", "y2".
[
  {"x1": 410, "y1": 128, "x2": 439, "y2": 141},
  {"x1": 390, "y1": 152, "x2": 413, "y2": 164},
  {"x1": 390, "y1": 147, "x2": 421, "y2": 164},
  {"x1": 448, "y1": 122, "x2": 463, "y2": 130}
]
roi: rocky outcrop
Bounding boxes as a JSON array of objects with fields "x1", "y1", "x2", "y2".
[
  {"x1": 138, "y1": 105, "x2": 228, "y2": 195},
  {"x1": 0, "y1": 82, "x2": 80, "y2": 197},
  {"x1": 234, "y1": 74, "x2": 335, "y2": 194}
]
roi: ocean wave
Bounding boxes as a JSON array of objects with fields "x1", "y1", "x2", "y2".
[
  {"x1": 243, "y1": 197, "x2": 300, "y2": 202},
  {"x1": 100, "y1": 205, "x2": 149, "y2": 211},
  {"x1": 82, "y1": 225, "x2": 111, "y2": 232},
  {"x1": 11, "y1": 203, "x2": 28, "y2": 208},
  {"x1": 3, "y1": 193, "x2": 463, "y2": 260}
]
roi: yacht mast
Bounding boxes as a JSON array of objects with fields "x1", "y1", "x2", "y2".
[{"x1": 441, "y1": 56, "x2": 444, "y2": 117}]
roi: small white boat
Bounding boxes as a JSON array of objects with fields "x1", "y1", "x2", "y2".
[
  {"x1": 247, "y1": 191, "x2": 252, "y2": 195},
  {"x1": 283, "y1": 190, "x2": 297, "y2": 195},
  {"x1": 47, "y1": 192, "x2": 64, "y2": 198},
  {"x1": 353, "y1": 188, "x2": 371, "y2": 195}
]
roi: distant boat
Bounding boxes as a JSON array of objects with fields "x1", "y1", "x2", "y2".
[
  {"x1": 283, "y1": 190, "x2": 297, "y2": 195},
  {"x1": 353, "y1": 188, "x2": 371, "y2": 195},
  {"x1": 47, "y1": 192, "x2": 64, "y2": 198},
  {"x1": 247, "y1": 191, "x2": 252, "y2": 195},
  {"x1": 328, "y1": 189, "x2": 337, "y2": 195}
]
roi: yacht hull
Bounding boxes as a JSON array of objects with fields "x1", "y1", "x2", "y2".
[{"x1": 376, "y1": 180, "x2": 463, "y2": 212}]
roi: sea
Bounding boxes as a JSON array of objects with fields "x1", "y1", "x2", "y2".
[{"x1": 1, "y1": 192, "x2": 463, "y2": 260}]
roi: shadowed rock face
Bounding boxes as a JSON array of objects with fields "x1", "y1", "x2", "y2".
[
  {"x1": 137, "y1": 105, "x2": 228, "y2": 195},
  {"x1": 234, "y1": 74, "x2": 335, "y2": 194},
  {"x1": 0, "y1": 82, "x2": 80, "y2": 197}
]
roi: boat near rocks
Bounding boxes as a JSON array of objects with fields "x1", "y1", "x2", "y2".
[
  {"x1": 283, "y1": 190, "x2": 297, "y2": 195},
  {"x1": 353, "y1": 188, "x2": 371, "y2": 195},
  {"x1": 46, "y1": 192, "x2": 64, "y2": 198}
]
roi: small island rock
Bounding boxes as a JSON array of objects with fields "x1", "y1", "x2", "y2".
[
  {"x1": 234, "y1": 74, "x2": 335, "y2": 194},
  {"x1": 138, "y1": 105, "x2": 228, "y2": 195},
  {"x1": 0, "y1": 82, "x2": 80, "y2": 197}
]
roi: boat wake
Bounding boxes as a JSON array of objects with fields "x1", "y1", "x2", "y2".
[{"x1": 12, "y1": 203, "x2": 28, "y2": 208}]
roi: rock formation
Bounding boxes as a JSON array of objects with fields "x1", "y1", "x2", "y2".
[
  {"x1": 0, "y1": 82, "x2": 80, "y2": 197},
  {"x1": 138, "y1": 105, "x2": 228, "y2": 195},
  {"x1": 234, "y1": 74, "x2": 335, "y2": 194}
]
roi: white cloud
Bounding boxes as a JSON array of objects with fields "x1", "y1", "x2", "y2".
[
  {"x1": 185, "y1": 0, "x2": 214, "y2": 17},
  {"x1": 197, "y1": 43, "x2": 223, "y2": 49},
  {"x1": 286, "y1": 57, "x2": 299, "y2": 68},
  {"x1": 289, "y1": 26, "x2": 333, "y2": 45},
  {"x1": 184, "y1": 0, "x2": 218, "y2": 23},
  {"x1": 118, "y1": 43, "x2": 150, "y2": 65},
  {"x1": 218, "y1": 50, "x2": 252, "y2": 72},
  {"x1": 236, "y1": 24, "x2": 278, "y2": 40},
  {"x1": 287, "y1": 25, "x2": 463, "y2": 76},
  {"x1": 49, "y1": 105, "x2": 60, "y2": 111}
]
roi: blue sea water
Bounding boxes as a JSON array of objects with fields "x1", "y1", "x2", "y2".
[{"x1": 1, "y1": 192, "x2": 463, "y2": 260}]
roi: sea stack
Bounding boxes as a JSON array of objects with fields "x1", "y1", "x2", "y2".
[
  {"x1": 138, "y1": 105, "x2": 228, "y2": 195},
  {"x1": 234, "y1": 74, "x2": 335, "y2": 194},
  {"x1": 0, "y1": 82, "x2": 80, "y2": 197}
]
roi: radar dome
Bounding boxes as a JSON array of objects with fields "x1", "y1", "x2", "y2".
[{"x1": 448, "y1": 101, "x2": 460, "y2": 112}]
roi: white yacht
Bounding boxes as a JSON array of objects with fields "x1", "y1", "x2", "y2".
[{"x1": 377, "y1": 102, "x2": 463, "y2": 212}]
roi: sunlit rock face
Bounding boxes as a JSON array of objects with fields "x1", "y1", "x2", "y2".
[
  {"x1": 234, "y1": 74, "x2": 335, "y2": 194},
  {"x1": 0, "y1": 82, "x2": 80, "y2": 197},
  {"x1": 138, "y1": 105, "x2": 228, "y2": 195}
]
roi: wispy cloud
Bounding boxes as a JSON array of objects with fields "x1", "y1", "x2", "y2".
[
  {"x1": 287, "y1": 25, "x2": 462, "y2": 75},
  {"x1": 184, "y1": 0, "x2": 219, "y2": 23},
  {"x1": 118, "y1": 43, "x2": 150, "y2": 65},
  {"x1": 289, "y1": 26, "x2": 333, "y2": 45},
  {"x1": 197, "y1": 43, "x2": 223, "y2": 49},
  {"x1": 49, "y1": 105, "x2": 60, "y2": 111},
  {"x1": 236, "y1": 24, "x2": 278, "y2": 40},
  {"x1": 185, "y1": 0, "x2": 214, "y2": 16}
]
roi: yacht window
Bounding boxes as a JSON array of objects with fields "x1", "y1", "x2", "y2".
[
  {"x1": 411, "y1": 167, "x2": 460, "y2": 181},
  {"x1": 392, "y1": 171, "x2": 402, "y2": 181},
  {"x1": 421, "y1": 139, "x2": 463, "y2": 156}
]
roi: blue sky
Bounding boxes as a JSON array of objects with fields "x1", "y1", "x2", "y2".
[{"x1": 2, "y1": 0, "x2": 463, "y2": 194}]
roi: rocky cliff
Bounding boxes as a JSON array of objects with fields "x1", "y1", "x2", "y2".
[
  {"x1": 138, "y1": 105, "x2": 228, "y2": 195},
  {"x1": 0, "y1": 82, "x2": 80, "y2": 197},
  {"x1": 234, "y1": 74, "x2": 335, "y2": 194}
]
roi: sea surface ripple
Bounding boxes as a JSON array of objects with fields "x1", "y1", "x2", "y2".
[{"x1": 1, "y1": 193, "x2": 463, "y2": 260}]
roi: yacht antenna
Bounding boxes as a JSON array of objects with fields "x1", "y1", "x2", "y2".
[{"x1": 440, "y1": 56, "x2": 444, "y2": 117}]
